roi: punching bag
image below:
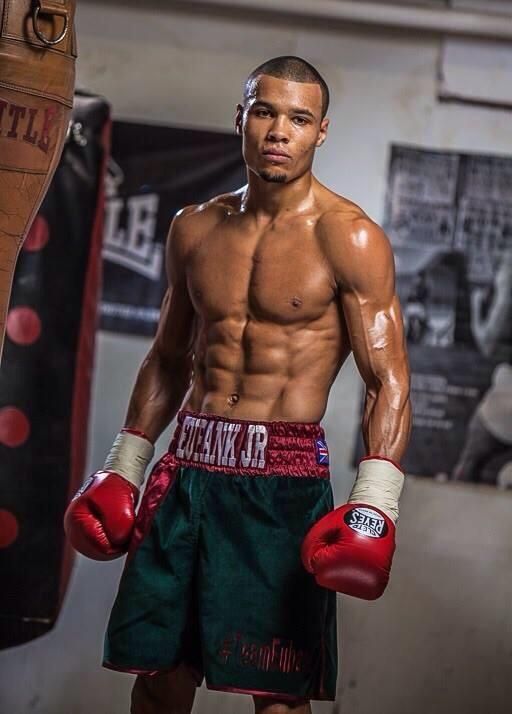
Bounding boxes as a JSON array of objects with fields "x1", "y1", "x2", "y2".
[
  {"x1": 0, "y1": 0, "x2": 77, "y2": 360},
  {"x1": 0, "y1": 90, "x2": 111, "y2": 649}
]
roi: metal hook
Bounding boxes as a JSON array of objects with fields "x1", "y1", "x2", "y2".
[{"x1": 32, "y1": 4, "x2": 69, "y2": 46}]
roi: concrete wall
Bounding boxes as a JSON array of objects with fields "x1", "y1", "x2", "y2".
[{"x1": 1, "y1": 2, "x2": 511, "y2": 712}]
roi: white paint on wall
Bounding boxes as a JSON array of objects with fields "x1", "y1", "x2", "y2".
[{"x1": 440, "y1": 37, "x2": 512, "y2": 107}]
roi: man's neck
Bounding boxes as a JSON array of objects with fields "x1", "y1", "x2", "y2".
[{"x1": 241, "y1": 170, "x2": 317, "y2": 221}]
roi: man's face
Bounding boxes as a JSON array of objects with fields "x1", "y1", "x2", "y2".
[{"x1": 235, "y1": 74, "x2": 329, "y2": 184}]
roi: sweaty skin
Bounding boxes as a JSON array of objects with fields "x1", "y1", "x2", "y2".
[
  {"x1": 124, "y1": 73, "x2": 411, "y2": 714},
  {"x1": 131, "y1": 181, "x2": 411, "y2": 461},
  {"x1": 126, "y1": 75, "x2": 411, "y2": 463}
]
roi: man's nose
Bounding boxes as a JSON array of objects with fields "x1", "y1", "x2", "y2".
[{"x1": 267, "y1": 116, "x2": 289, "y2": 143}]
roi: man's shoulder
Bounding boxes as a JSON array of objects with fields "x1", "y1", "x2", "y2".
[
  {"x1": 316, "y1": 192, "x2": 390, "y2": 257},
  {"x1": 168, "y1": 190, "x2": 243, "y2": 261},
  {"x1": 314, "y1": 192, "x2": 393, "y2": 284},
  {"x1": 316, "y1": 192, "x2": 379, "y2": 240},
  {"x1": 173, "y1": 190, "x2": 243, "y2": 230}
]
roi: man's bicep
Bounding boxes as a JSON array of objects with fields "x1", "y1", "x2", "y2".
[
  {"x1": 341, "y1": 287, "x2": 406, "y2": 390},
  {"x1": 336, "y1": 222, "x2": 407, "y2": 387},
  {"x1": 153, "y1": 212, "x2": 196, "y2": 360},
  {"x1": 165, "y1": 205, "x2": 197, "y2": 287}
]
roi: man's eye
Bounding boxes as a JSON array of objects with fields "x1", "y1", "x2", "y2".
[
  {"x1": 256, "y1": 109, "x2": 270, "y2": 117},
  {"x1": 293, "y1": 116, "x2": 307, "y2": 125}
]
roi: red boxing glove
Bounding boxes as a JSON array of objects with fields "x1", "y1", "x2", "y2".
[
  {"x1": 301, "y1": 503, "x2": 396, "y2": 600},
  {"x1": 64, "y1": 428, "x2": 154, "y2": 560},
  {"x1": 64, "y1": 471, "x2": 140, "y2": 561},
  {"x1": 302, "y1": 456, "x2": 405, "y2": 600}
]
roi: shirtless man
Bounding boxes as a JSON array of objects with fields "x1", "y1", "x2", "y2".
[{"x1": 65, "y1": 56, "x2": 411, "y2": 713}]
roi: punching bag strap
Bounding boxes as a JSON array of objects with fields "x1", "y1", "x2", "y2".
[{"x1": 32, "y1": 0, "x2": 69, "y2": 45}]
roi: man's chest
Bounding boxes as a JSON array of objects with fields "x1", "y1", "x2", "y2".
[{"x1": 186, "y1": 227, "x2": 335, "y2": 324}]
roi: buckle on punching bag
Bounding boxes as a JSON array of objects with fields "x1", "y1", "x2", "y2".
[{"x1": 32, "y1": 0, "x2": 69, "y2": 46}]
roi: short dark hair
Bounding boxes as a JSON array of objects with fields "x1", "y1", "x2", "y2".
[{"x1": 244, "y1": 55, "x2": 330, "y2": 119}]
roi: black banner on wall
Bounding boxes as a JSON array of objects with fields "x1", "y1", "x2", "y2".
[
  {"x1": 354, "y1": 145, "x2": 512, "y2": 487},
  {"x1": 99, "y1": 121, "x2": 245, "y2": 336}
]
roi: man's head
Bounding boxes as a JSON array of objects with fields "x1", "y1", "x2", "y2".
[{"x1": 236, "y1": 56, "x2": 330, "y2": 184}]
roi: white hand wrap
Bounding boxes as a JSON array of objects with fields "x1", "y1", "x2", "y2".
[
  {"x1": 348, "y1": 457, "x2": 405, "y2": 523},
  {"x1": 103, "y1": 431, "x2": 155, "y2": 489}
]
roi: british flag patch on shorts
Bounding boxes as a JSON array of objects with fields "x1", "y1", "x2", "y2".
[{"x1": 315, "y1": 438, "x2": 329, "y2": 465}]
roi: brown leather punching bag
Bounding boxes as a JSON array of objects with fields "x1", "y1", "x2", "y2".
[{"x1": 0, "y1": 0, "x2": 76, "y2": 360}]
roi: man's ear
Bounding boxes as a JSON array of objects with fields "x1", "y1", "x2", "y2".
[
  {"x1": 234, "y1": 103, "x2": 243, "y2": 135},
  {"x1": 316, "y1": 117, "x2": 329, "y2": 147}
]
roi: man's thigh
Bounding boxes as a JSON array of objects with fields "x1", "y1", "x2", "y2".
[
  {"x1": 253, "y1": 696, "x2": 312, "y2": 714},
  {"x1": 131, "y1": 664, "x2": 198, "y2": 714}
]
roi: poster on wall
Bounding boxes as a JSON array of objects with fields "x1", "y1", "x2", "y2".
[
  {"x1": 100, "y1": 120, "x2": 245, "y2": 336},
  {"x1": 353, "y1": 145, "x2": 512, "y2": 487}
]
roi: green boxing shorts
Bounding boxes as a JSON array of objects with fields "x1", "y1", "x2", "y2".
[{"x1": 103, "y1": 409, "x2": 337, "y2": 702}]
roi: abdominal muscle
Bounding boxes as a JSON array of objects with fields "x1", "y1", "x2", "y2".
[{"x1": 183, "y1": 313, "x2": 348, "y2": 423}]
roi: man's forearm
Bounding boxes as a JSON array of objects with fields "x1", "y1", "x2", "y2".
[
  {"x1": 362, "y1": 381, "x2": 412, "y2": 464},
  {"x1": 124, "y1": 347, "x2": 193, "y2": 443}
]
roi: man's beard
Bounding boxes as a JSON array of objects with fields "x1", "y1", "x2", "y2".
[{"x1": 259, "y1": 169, "x2": 287, "y2": 184}]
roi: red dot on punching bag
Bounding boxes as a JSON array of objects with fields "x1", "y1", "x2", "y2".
[
  {"x1": 0, "y1": 510, "x2": 19, "y2": 549},
  {"x1": 23, "y1": 214, "x2": 50, "y2": 252},
  {"x1": 0, "y1": 407, "x2": 30, "y2": 447},
  {"x1": 6, "y1": 306, "x2": 42, "y2": 346}
]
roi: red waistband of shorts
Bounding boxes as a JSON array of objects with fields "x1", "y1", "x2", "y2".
[{"x1": 168, "y1": 409, "x2": 330, "y2": 478}]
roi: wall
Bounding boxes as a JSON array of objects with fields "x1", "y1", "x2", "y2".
[{"x1": 1, "y1": 2, "x2": 511, "y2": 712}]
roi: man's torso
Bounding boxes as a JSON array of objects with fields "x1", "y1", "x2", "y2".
[{"x1": 177, "y1": 181, "x2": 366, "y2": 422}]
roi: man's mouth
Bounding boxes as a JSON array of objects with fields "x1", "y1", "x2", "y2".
[{"x1": 262, "y1": 149, "x2": 291, "y2": 163}]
